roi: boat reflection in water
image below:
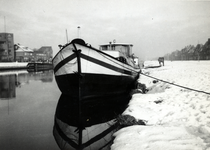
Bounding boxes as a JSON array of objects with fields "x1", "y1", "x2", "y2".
[{"x1": 53, "y1": 94, "x2": 130, "y2": 150}]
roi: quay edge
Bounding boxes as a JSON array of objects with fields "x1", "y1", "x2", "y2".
[{"x1": 0, "y1": 62, "x2": 28, "y2": 71}]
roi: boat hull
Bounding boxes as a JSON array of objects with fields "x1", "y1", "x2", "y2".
[
  {"x1": 55, "y1": 73, "x2": 136, "y2": 99},
  {"x1": 53, "y1": 40, "x2": 140, "y2": 99}
]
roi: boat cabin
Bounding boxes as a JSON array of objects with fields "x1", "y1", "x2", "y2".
[
  {"x1": 99, "y1": 42, "x2": 133, "y2": 58},
  {"x1": 99, "y1": 42, "x2": 140, "y2": 67}
]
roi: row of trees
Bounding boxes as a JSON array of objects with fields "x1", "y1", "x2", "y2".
[{"x1": 164, "y1": 38, "x2": 210, "y2": 60}]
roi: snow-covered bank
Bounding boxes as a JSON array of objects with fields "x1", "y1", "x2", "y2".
[
  {"x1": 0, "y1": 62, "x2": 28, "y2": 70},
  {"x1": 112, "y1": 61, "x2": 210, "y2": 150}
]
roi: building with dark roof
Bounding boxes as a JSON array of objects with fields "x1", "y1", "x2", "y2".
[{"x1": 15, "y1": 44, "x2": 34, "y2": 62}]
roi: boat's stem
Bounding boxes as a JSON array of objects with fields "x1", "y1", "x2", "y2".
[{"x1": 72, "y1": 43, "x2": 83, "y2": 148}]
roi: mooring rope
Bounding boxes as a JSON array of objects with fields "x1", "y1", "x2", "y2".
[{"x1": 140, "y1": 72, "x2": 210, "y2": 95}]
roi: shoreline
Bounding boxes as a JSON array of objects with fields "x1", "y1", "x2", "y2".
[
  {"x1": 0, "y1": 62, "x2": 28, "y2": 71},
  {"x1": 0, "y1": 62, "x2": 53, "y2": 71}
]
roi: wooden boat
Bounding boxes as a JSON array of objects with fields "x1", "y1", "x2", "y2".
[
  {"x1": 53, "y1": 38, "x2": 140, "y2": 100},
  {"x1": 27, "y1": 62, "x2": 53, "y2": 72},
  {"x1": 53, "y1": 38, "x2": 141, "y2": 149}
]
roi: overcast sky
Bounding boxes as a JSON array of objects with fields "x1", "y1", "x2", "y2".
[{"x1": 0, "y1": 0, "x2": 210, "y2": 59}]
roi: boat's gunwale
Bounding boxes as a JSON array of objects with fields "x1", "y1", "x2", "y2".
[
  {"x1": 53, "y1": 39, "x2": 140, "y2": 71},
  {"x1": 53, "y1": 51, "x2": 139, "y2": 76}
]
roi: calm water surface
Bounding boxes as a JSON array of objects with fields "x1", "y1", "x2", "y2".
[{"x1": 0, "y1": 70, "x2": 61, "y2": 150}]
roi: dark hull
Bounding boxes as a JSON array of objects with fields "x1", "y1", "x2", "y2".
[
  {"x1": 55, "y1": 73, "x2": 137, "y2": 98},
  {"x1": 27, "y1": 62, "x2": 53, "y2": 72}
]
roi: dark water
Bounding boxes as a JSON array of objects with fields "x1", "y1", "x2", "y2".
[
  {"x1": 0, "y1": 70, "x2": 61, "y2": 150},
  {"x1": 0, "y1": 70, "x2": 129, "y2": 150}
]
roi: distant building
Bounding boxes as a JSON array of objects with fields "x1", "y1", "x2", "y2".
[
  {"x1": 0, "y1": 32, "x2": 53, "y2": 62},
  {"x1": 15, "y1": 44, "x2": 34, "y2": 62},
  {"x1": 34, "y1": 46, "x2": 53, "y2": 62},
  {"x1": 0, "y1": 33, "x2": 15, "y2": 62},
  {"x1": 14, "y1": 45, "x2": 53, "y2": 62}
]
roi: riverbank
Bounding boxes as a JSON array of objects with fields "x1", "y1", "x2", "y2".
[
  {"x1": 0, "y1": 62, "x2": 28, "y2": 70},
  {"x1": 111, "y1": 61, "x2": 210, "y2": 150},
  {"x1": 0, "y1": 62, "x2": 53, "y2": 71}
]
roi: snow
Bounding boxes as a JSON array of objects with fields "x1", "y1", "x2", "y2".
[
  {"x1": 0, "y1": 62, "x2": 28, "y2": 68},
  {"x1": 111, "y1": 61, "x2": 210, "y2": 150}
]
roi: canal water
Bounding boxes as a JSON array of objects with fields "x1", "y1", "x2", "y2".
[
  {"x1": 0, "y1": 70, "x2": 61, "y2": 150},
  {"x1": 0, "y1": 69, "x2": 130, "y2": 150}
]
